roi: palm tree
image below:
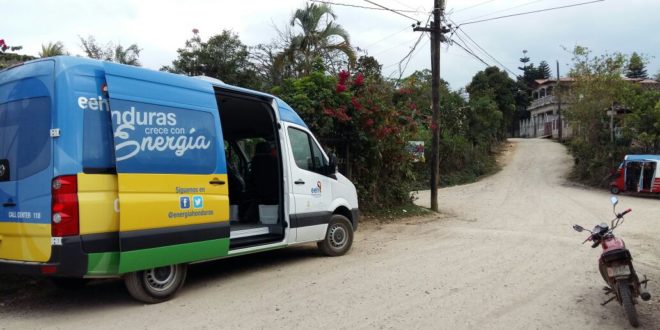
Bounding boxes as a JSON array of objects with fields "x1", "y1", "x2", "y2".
[
  {"x1": 78, "y1": 36, "x2": 141, "y2": 66},
  {"x1": 39, "y1": 41, "x2": 66, "y2": 58},
  {"x1": 280, "y1": 3, "x2": 356, "y2": 76},
  {"x1": 113, "y1": 44, "x2": 141, "y2": 66}
]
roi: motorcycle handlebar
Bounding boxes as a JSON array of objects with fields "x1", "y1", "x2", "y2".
[{"x1": 618, "y1": 208, "x2": 632, "y2": 218}]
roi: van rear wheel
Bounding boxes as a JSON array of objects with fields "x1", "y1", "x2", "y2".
[
  {"x1": 318, "y1": 215, "x2": 354, "y2": 256},
  {"x1": 610, "y1": 186, "x2": 621, "y2": 194},
  {"x1": 124, "y1": 264, "x2": 187, "y2": 304}
]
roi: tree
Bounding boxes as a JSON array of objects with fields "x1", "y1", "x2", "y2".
[
  {"x1": 622, "y1": 87, "x2": 660, "y2": 153},
  {"x1": 79, "y1": 36, "x2": 141, "y2": 66},
  {"x1": 565, "y1": 46, "x2": 629, "y2": 185},
  {"x1": 0, "y1": 38, "x2": 33, "y2": 69},
  {"x1": 537, "y1": 60, "x2": 551, "y2": 79},
  {"x1": 516, "y1": 50, "x2": 547, "y2": 112},
  {"x1": 277, "y1": 3, "x2": 356, "y2": 76},
  {"x1": 355, "y1": 55, "x2": 382, "y2": 80},
  {"x1": 467, "y1": 66, "x2": 517, "y2": 138},
  {"x1": 162, "y1": 30, "x2": 259, "y2": 89},
  {"x1": 112, "y1": 44, "x2": 141, "y2": 66},
  {"x1": 39, "y1": 41, "x2": 66, "y2": 58},
  {"x1": 626, "y1": 52, "x2": 648, "y2": 79},
  {"x1": 0, "y1": 38, "x2": 22, "y2": 53}
]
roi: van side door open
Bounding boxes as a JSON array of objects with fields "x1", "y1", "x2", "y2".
[{"x1": 103, "y1": 63, "x2": 230, "y2": 273}]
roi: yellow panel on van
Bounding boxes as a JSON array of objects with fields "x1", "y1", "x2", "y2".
[
  {"x1": 77, "y1": 174, "x2": 119, "y2": 234},
  {"x1": 0, "y1": 223, "x2": 51, "y2": 262}
]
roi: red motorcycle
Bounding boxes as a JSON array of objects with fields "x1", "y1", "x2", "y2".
[{"x1": 572, "y1": 197, "x2": 651, "y2": 327}]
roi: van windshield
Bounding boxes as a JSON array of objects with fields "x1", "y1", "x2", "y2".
[{"x1": 0, "y1": 96, "x2": 52, "y2": 181}]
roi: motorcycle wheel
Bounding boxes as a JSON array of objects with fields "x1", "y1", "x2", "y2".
[{"x1": 618, "y1": 280, "x2": 639, "y2": 327}]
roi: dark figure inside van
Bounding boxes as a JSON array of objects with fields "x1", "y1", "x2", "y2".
[{"x1": 248, "y1": 141, "x2": 279, "y2": 204}]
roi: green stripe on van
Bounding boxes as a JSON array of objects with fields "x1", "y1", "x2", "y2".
[
  {"x1": 87, "y1": 252, "x2": 120, "y2": 276},
  {"x1": 118, "y1": 238, "x2": 230, "y2": 274}
]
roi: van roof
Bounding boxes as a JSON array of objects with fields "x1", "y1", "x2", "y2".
[{"x1": 6, "y1": 56, "x2": 307, "y2": 128}]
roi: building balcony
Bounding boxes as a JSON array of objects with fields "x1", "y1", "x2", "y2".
[{"x1": 529, "y1": 95, "x2": 557, "y2": 110}]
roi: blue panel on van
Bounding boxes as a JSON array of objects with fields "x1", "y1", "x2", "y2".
[
  {"x1": 275, "y1": 98, "x2": 308, "y2": 128},
  {"x1": 103, "y1": 63, "x2": 225, "y2": 174},
  {"x1": 0, "y1": 60, "x2": 54, "y2": 225},
  {"x1": 110, "y1": 99, "x2": 218, "y2": 174}
]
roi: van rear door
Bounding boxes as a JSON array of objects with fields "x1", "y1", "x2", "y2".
[
  {"x1": 102, "y1": 63, "x2": 230, "y2": 273},
  {"x1": 0, "y1": 60, "x2": 54, "y2": 262}
]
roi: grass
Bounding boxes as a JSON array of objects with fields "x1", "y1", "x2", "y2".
[{"x1": 363, "y1": 202, "x2": 434, "y2": 221}]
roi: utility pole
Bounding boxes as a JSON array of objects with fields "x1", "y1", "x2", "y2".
[
  {"x1": 556, "y1": 60, "x2": 562, "y2": 142},
  {"x1": 415, "y1": 0, "x2": 446, "y2": 212}
]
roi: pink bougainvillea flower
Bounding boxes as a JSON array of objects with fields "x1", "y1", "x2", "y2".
[
  {"x1": 338, "y1": 70, "x2": 350, "y2": 84},
  {"x1": 353, "y1": 73, "x2": 364, "y2": 86},
  {"x1": 351, "y1": 97, "x2": 362, "y2": 110}
]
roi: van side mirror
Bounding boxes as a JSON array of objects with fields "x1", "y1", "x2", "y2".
[{"x1": 327, "y1": 154, "x2": 338, "y2": 175}]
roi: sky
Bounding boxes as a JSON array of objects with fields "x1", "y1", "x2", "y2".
[{"x1": 2, "y1": 0, "x2": 659, "y2": 90}]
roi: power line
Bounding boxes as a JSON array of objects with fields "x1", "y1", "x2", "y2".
[
  {"x1": 457, "y1": 0, "x2": 605, "y2": 26},
  {"x1": 383, "y1": 33, "x2": 426, "y2": 73},
  {"x1": 371, "y1": 33, "x2": 424, "y2": 56},
  {"x1": 450, "y1": 38, "x2": 491, "y2": 67},
  {"x1": 308, "y1": 0, "x2": 425, "y2": 13},
  {"x1": 451, "y1": 0, "x2": 496, "y2": 14},
  {"x1": 453, "y1": 26, "x2": 518, "y2": 77},
  {"x1": 389, "y1": 0, "x2": 427, "y2": 12},
  {"x1": 457, "y1": 0, "x2": 545, "y2": 21},
  {"x1": 360, "y1": 25, "x2": 414, "y2": 52},
  {"x1": 397, "y1": 34, "x2": 430, "y2": 80},
  {"x1": 363, "y1": 0, "x2": 423, "y2": 23},
  {"x1": 385, "y1": 12, "x2": 434, "y2": 80}
]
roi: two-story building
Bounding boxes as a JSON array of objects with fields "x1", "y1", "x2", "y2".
[{"x1": 519, "y1": 78, "x2": 574, "y2": 139}]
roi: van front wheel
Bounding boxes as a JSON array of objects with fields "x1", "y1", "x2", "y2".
[
  {"x1": 124, "y1": 264, "x2": 187, "y2": 304},
  {"x1": 318, "y1": 215, "x2": 354, "y2": 256}
]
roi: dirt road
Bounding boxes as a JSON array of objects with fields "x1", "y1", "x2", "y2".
[{"x1": 1, "y1": 138, "x2": 658, "y2": 329}]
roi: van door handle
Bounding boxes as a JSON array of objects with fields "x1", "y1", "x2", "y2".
[
  {"x1": 209, "y1": 179, "x2": 226, "y2": 185},
  {"x1": 294, "y1": 180, "x2": 305, "y2": 185},
  {"x1": 3, "y1": 202, "x2": 16, "y2": 207}
]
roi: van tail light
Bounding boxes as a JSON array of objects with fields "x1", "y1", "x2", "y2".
[{"x1": 51, "y1": 175, "x2": 79, "y2": 237}]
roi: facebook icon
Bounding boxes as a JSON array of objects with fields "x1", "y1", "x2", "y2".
[{"x1": 180, "y1": 196, "x2": 191, "y2": 210}]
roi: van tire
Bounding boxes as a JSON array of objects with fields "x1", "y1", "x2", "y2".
[
  {"x1": 610, "y1": 186, "x2": 620, "y2": 194},
  {"x1": 318, "y1": 215, "x2": 354, "y2": 257},
  {"x1": 124, "y1": 264, "x2": 187, "y2": 304}
]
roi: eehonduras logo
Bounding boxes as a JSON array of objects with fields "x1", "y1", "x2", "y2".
[{"x1": 311, "y1": 181, "x2": 322, "y2": 195}]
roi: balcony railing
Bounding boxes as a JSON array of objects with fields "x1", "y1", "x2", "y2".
[{"x1": 529, "y1": 95, "x2": 556, "y2": 109}]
